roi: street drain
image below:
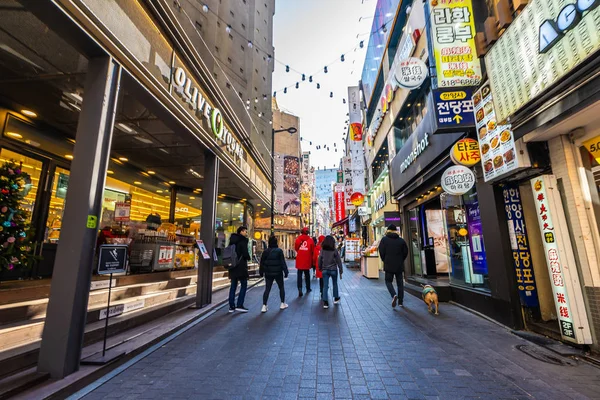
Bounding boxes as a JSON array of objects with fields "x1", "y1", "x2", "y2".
[{"x1": 516, "y1": 345, "x2": 577, "y2": 366}]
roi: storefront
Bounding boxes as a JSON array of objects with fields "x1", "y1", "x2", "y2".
[
  {"x1": 480, "y1": 0, "x2": 600, "y2": 347},
  {"x1": 254, "y1": 215, "x2": 301, "y2": 258},
  {"x1": 367, "y1": 168, "x2": 398, "y2": 246},
  {"x1": 0, "y1": 0, "x2": 273, "y2": 378}
]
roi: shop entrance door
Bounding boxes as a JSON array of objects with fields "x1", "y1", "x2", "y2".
[{"x1": 408, "y1": 207, "x2": 423, "y2": 276}]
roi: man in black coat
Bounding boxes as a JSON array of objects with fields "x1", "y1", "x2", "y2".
[
  {"x1": 228, "y1": 226, "x2": 251, "y2": 313},
  {"x1": 378, "y1": 224, "x2": 409, "y2": 308}
]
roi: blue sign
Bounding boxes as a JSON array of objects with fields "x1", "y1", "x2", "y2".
[
  {"x1": 503, "y1": 184, "x2": 539, "y2": 308},
  {"x1": 465, "y1": 199, "x2": 488, "y2": 276},
  {"x1": 433, "y1": 88, "x2": 476, "y2": 129}
]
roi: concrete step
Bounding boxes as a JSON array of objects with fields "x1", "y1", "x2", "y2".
[{"x1": 0, "y1": 283, "x2": 198, "y2": 353}]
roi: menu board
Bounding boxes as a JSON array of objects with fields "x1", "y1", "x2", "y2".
[
  {"x1": 344, "y1": 238, "x2": 361, "y2": 262},
  {"x1": 429, "y1": 0, "x2": 482, "y2": 88},
  {"x1": 484, "y1": 0, "x2": 600, "y2": 123},
  {"x1": 473, "y1": 82, "x2": 518, "y2": 182}
]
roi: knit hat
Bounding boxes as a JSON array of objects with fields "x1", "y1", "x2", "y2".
[
  {"x1": 387, "y1": 224, "x2": 397, "y2": 231},
  {"x1": 302, "y1": 227, "x2": 309, "y2": 234}
]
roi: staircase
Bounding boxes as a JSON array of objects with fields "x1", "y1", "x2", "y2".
[{"x1": 0, "y1": 265, "x2": 257, "y2": 379}]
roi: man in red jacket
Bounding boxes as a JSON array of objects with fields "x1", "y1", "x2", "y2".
[{"x1": 295, "y1": 227, "x2": 314, "y2": 297}]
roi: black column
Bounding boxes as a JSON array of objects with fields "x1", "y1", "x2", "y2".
[
  {"x1": 37, "y1": 57, "x2": 121, "y2": 378},
  {"x1": 196, "y1": 151, "x2": 219, "y2": 307}
]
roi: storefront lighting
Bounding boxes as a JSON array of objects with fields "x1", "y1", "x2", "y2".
[
  {"x1": 147, "y1": 171, "x2": 155, "y2": 175},
  {"x1": 21, "y1": 109, "x2": 37, "y2": 118},
  {"x1": 407, "y1": 104, "x2": 411, "y2": 107},
  {"x1": 65, "y1": 155, "x2": 74, "y2": 160},
  {"x1": 417, "y1": 103, "x2": 421, "y2": 106},
  {"x1": 169, "y1": 181, "x2": 176, "y2": 184},
  {"x1": 118, "y1": 157, "x2": 128, "y2": 162},
  {"x1": 116, "y1": 123, "x2": 135, "y2": 134},
  {"x1": 134, "y1": 181, "x2": 142, "y2": 185},
  {"x1": 107, "y1": 170, "x2": 114, "y2": 175},
  {"x1": 190, "y1": 197, "x2": 196, "y2": 200},
  {"x1": 257, "y1": 203, "x2": 261, "y2": 206},
  {"x1": 6, "y1": 132, "x2": 22, "y2": 139},
  {"x1": 156, "y1": 190, "x2": 163, "y2": 193}
]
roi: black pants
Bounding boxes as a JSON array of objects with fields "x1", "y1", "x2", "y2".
[
  {"x1": 319, "y1": 277, "x2": 324, "y2": 293},
  {"x1": 385, "y1": 271, "x2": 404, "y2": 303},
  {"x1": 263, "y1": 274, "x2": 285, "y2": 305},
  {"x1": 297, "y1": 269, "x2": 311, "y2": 291}
]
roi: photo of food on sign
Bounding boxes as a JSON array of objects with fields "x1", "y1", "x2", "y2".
[
  {"x1": 283, "y1": 176, "x2": 299, "y2": 194},
  {"x1": 284, "y1": 156, "x2": 299, "y2": 175}
]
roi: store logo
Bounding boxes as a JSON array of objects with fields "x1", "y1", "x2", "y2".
[
  {"x1": 374, "y1": 192, "x2": 387, "y2": 211},
  {"x1": 539, "y1": 0, "x2": 600, "y2": 53},
  {"x1": 172, "y1": 67, "x2": 244, "y2": 159},
  {"x1": 400, "y1": 133, "x2": 430, "y2": 173}
]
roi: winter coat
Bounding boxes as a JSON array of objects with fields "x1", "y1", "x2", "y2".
[
  {"x1": 294, "y1": 234, "x2": 315, "y2": 270},
  {"x1": 318, "y1": 249, "x2": 343, "y2": 274},
  {"x1": 228, "y1": 233, "x2": 250, "y2": 280},
  {"x1": 312, "y1": 235, "x2": 325, "y2": 279},
  {"x1": 259, "y1": 246, "x2": 289, "y2": 278},
  {"x1": 378, "y1": 231, "x2": 408, "y2": 274}
]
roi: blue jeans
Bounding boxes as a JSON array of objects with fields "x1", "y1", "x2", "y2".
[
  {"x1": 229, "y1": 278, "x2": 247, "y2": 308},
  {"x1": 321, "y1": 270, "x2": 339, "y2": 303}
]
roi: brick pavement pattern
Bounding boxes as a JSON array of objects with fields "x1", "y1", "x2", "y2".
[{"x1": 83, "y1": 264, "x2": 600, "y2": 400}]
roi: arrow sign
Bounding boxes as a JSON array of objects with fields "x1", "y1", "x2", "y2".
[{"x1": 453, "y1": 114, "x2": 463, "y2": 124}]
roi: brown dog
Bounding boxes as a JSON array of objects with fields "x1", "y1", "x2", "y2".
[{"x1": 421, "y1": 285, "x2": 439, "y2": 315}]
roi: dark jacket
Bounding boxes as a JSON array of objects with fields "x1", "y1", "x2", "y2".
[
  {"x1": 378, "y1": 231, "x2": 409, "y2": 273},
  {"x1": 259, "y1": 246, "x2": 289, "y2": 278},
  {"x1": 228, "y1": 233, "x2": 250, "y2": 280},
  {"x1": 318, "y1": 249, "x2": 343, "y2": 274}
]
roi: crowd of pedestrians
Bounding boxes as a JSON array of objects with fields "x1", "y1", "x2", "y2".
[{"x1": 226, "y1": 224, "x2": 408, "y2": 313}]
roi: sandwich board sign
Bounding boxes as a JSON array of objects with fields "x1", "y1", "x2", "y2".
[{"x1": 97, "y1": 244, "x2": 128, "y2": 275}]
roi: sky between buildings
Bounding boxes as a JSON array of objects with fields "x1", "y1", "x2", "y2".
[{"x1": 272, "y1": 0, "x2": 377, "y2": 171}]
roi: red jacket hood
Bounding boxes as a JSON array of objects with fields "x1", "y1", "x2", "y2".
[{"x1": 295, "y1": 234, "x2": 315, "y2": 270}]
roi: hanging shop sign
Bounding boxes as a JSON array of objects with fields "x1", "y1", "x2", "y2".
[
  {"x1": 502, "y1": 184, "x2": 539, "y2": 308},
  {"x1": 450, "y1": 138, "x2": 480, "y2": 167},
  {"x1": 582, "y1": 135, "x2": 600, "y2": 164},
  {"x1": 395, "y1": 57, "x2": 428, "y2": 90},
  {"x1": 433, "y1": 88, "x2": 475, "y2": 129},
  {"x1": 348, "y1": 86, "x2": 363, "y2": 142},
  {"x1": 358, "y1": 207, "x2": 372, "y2": 217},
  {"x1": 428, "y1": 0, "x2": 482, "y2": 88},
  {"x1": 172, "y1": 67, "x2": 244, "y2": 160},
  {"x1": 400, "y1": 133, "x2": 429, "y2": 173},
  {"x1": 350, "y1": 192, "x2": 365, "y2": 206},
  {"x1": 380, "y1": 84, "x2": 395, "y2": 115},
  {"x1": 334, "y1": 184, "x2": 345, "y2": 222},
  {"x1": 441, "y1": 165, "x2": 475, "y2": 196},
  {"x1": 484, "y1": 0, "x2": 600, "y2": 123},
  {"x1": 531, "y1": 175, "x2": 593, "y2": 344},
  {"x1": 255, "y1": 215, "x2": 301, "y2": 231},
  {"x1": 473, "y1": 82, "x2": 530, "y2": 182}
]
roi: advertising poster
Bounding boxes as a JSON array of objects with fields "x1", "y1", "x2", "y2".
[
  {"x1": 484, "y1": 0, "x2": 600, "y2": 123},
  {"x1": 342, "y1": 156, "x2": 355, "y2": 211},
  {"x1": 114, "y1": 201, "x2": 131, "y2": 222},
  {"x1": 274, "y1": 153, "x2": 285, "y2": 214},
  {"x1": 348, "y1": 86, "x2": 363, "y2": 141},
  {"x1": 464, "y1": 199, "x2": 487, "y2": 275},
  {"x1": 473, "y1": 82, "x2": 519, "y2": 182},
  {"x1": 429, "y1": 0, "x2": 482, "y2": 88},
  {"x1": 425, "y1": 210, "x2": 449, "y2": 273},
  {"x1": 502, "y1": 184, "x2": 539, "y2": 308},
  {"x1": 283, "y1": 156, "x2": 301, "y2": 215},
  {"x1": 334, "y1": 184, "x2": 345, "y2": 222}
]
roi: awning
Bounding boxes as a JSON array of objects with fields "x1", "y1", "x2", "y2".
[{"x1": 332, "y1": 216, "x2": 349, "y2": 228}]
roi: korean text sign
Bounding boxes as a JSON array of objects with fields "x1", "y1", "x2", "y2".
[
  {"x1": 429, "y1": 0, "x2": 482, "y2": 88},
  {"x1": 434, "y1": 89, "x2": 475, "y2": 129},
  {"x1": 530, "y1": 176, "x2": 577, "y2": 342},
  {"x1": 502, "y1": 184, "x2": 539, "y2": 308}
]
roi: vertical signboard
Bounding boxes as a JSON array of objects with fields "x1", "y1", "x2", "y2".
[
  {"x1": 348, "y1": 86, "x2": 363, "y2": 141},
  {"x1": 283, "y1": 156, "x2": 301, "y2": 215},
  {"x1": 530, "y1": 175, "x2": 592, "y2": 344},
  {"x1": 473, "y1": 82, "x2": 529, "y2": 181},
  {"x1": 502, "y1": 184, "x2": 539, "y2": 308},
  {"x1": 334, "y1": 184, "x2": 346, "y2": 222},
  {"x1": 342, "y1": 156, "x2": 355, "y2": 211},
  {"x1": 274, "y1": 153, "x2": 285, "y2": 214},
  {"x1": 429, "y1": 0, "x2": 482, "y2": 88}
]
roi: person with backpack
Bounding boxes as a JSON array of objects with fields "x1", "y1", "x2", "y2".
[
  {"x1": 294, "y1": 227, "x2": 314, "y2": 297},
  {"x1": 312, "y1": 235, "x2": 325, "y2": 295},
  {"x1": 259, "y1": 236, "x2": 289, "y2": 313},
  {"x1": 378, "y1": 224, "x2": 409, "y2": 308},
  {"x1": 318, "y1": 235, "x2": 343, "y2": 309},
  {"x1": 226, "y1": 226, "x2": 251, "y2": 313}
]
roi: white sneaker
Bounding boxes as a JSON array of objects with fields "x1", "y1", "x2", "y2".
[
  {"x1": 280, "y1": 303, "x2": 288, "y2": 310},
  {"x1": 334, "y1": 298, "x2": 341, "y2": 304},
  {"x1": 261, "y1": 305, "x2": 268, "y2": 313}
]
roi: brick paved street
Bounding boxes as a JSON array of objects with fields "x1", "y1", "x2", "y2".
[{"x1": 81, "y1": 264, "x2": 600, "y2": 400}]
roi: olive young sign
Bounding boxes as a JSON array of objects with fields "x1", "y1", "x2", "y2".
[{"x1": 172, "y1": 67, "x2": 244, "y2": 159}]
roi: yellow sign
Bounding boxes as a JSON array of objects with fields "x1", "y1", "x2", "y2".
[
  {"x1": 450, "y1": 138, "x2": 481, "y2": 167},
  {"x1": 87, "y1": 215, "x2": 98, "y2": 229},
  {"x1": 440, "y1": 91, "x2": 467, "y2": 101},
  {"x1": 485, "y1": 0, "x2": 600, "y2": 123},
  {"x1": 253, "y1": 232, "x2": 262, "y2": 240},
  {"x1": 301, "y1": 191, "x2": 311, "y2": 215},
  {"x1": 430, "y1": 0, "x2": 482, "y2": 88},
  {"x1": 583, "y1": 135, "x2": 600, "y2": 164}
]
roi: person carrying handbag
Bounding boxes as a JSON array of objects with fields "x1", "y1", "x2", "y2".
[
  {"x1": 259, "y1": 236, "x2": 289, "y2": 313},
  {"x1": 318, "y1": 235, "x2": 343, "y2": 309}
]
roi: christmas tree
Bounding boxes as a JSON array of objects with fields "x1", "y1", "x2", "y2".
[{"x1": 0, "y1": 161, "x2": 35, "y2": 271}]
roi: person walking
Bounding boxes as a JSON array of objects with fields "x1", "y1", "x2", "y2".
[
  {"x1": 313, "y1": 235, "x2": 325, "y2": 295},
  {"x1": 259, "y1": 236, "x2": 289, "y2": 312},
  {"x1": 378, "y1": 224, "x2": 409, "y2": 308},
  {"x1": 228, "y1": 226, "x2": 251, "y2": 313},
  {"x1": 294, "y1": 227, "x2": 314, "y2": 297},
  {"x1": 318, "y1": 235, "x2": 343, "y2": 309}
]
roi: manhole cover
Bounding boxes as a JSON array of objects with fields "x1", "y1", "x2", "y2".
[{"x1": 516, "y1": 345, "x2": 577, "y2": 366}]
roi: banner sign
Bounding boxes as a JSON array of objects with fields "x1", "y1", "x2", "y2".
[
  {"x1": 433, "y1": 88, "x2": 475, "y2": 129},
  {"x1": 531, "y1": 175, "x2": 592, "y2": 344},
  {"x1": 502, "y1": 184, "x2": 539, "y2": 308},
  {"x1": 348, "y1": 86, "x2": 363, "y2": 141},
  {"x1": 441, "y1": 165, "x2": 475, "y2": 195},
  {"x1": 450, "y1": 138, "x2": 480, "y2": 167},
  {"x1": 429, "y1": 0, "x2": 482, "y2": 88},
  {"x1": 334, "y1": 184, "x2": 345, "y2": 222}
]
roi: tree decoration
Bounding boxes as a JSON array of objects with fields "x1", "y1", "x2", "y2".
[{"x1": 0, "y1": 161, "x2": 36, "y2": 272}]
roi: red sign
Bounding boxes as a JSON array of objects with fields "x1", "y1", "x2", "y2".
[{"x1": 334, "y1": 188, "x2": 345, "y2": 222}]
